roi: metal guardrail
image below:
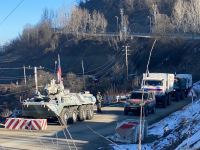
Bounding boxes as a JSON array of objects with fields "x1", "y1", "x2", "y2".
[{"x1": 57, "y1": 31, "x2": 200, "y2": 40}]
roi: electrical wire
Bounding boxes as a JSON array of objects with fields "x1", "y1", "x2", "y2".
[
  {"x1": 62, "y1": 50, "x2": 124, "y2": 75},
  {"x1": 0, "y1": 89, "x2": 30, "y2": 97},
  {"x1": 42, "y1": 67, "x2": 55, "y2": 73},
  {"x1": 98, "y1": 56, "x2": 124, "y2": 80},
  {"x1": 84, "y1": 60, "x2": 115, "y2": 74},
  {"x1": 0, "y1": 0, "x2": 25, "y2": 26},
  {"x1": 0, "y1": 67, "x2": 24, "y2": 70},
  {"x1": 0, "y1": 77, "x2": 24, "y2": 81},
  {"x1": 93, "y1": 51, "x2": 123, "y2": 76},
  {"x1": 0, "y1": 76, "x2": 24, "y2": 79},
  {"x1": 86, "y1": 125, "x2": 123, "y2": 150},
  {"x1": 92, "y1": 51, "x2": 124, "y2": 76},
  {"x1": 82, "y1": 50, "x2": 124, "y2": 74}
]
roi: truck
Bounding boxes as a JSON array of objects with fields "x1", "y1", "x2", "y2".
[
  {"x1": 22, "y1": 79, "x2": 96, "y2": 125},
  {"x1": 173, "y1": 74, "x2": 192, "y2": 101},
  {"x1": 142, "y1": 73, "x2": 175, "y2": 108}
]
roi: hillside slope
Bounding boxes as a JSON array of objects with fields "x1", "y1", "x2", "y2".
[{"x1": 1, "y1": 0, "x2": 200, "y2": 83}]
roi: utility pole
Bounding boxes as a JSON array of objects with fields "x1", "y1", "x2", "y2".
[
  {"x1": 148, "y1": 16, "x2": 152, "y2": 33},
  {"x1": 115, "y1": 16, "x2": 119, "y2": 32},
  {"x1": 120, "y1": 8, "x2": 124, "y2": 40},
  {"x1": 123, "y1": 45, "x2": 130, "y2": 80},
  {"x1": 54, "y1": 60, "x2": 57, "y2": 75},
  {"x1": 34, "y1": 67, "x2": 38, "y2": 93},
  {"x1": 23, "y1": 65, "x2": 26, "y2": 85},
  {"x1": 120, "y1": 8, "x2": 124, "y2": 31},
  {"x1": 82, "y1": 60, "x2": 86, "y2": 90}
]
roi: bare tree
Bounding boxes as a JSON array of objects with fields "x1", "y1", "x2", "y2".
[
  {"x1": 172, "y1": 0, "x2": 200, "y2": 33},
  {"x1": 59, "y1": 6, "x2": 107, "y2": 35},
  {"x1": 57, "y1": 5, "x2": 69, "y2": 32},
  {"x1": 152, "y1": 3, "x2": 174, "y2": 34},
  {"x1": 64, "y1": 73, "x2": 84, "y2": 92},
  {"x1": 40, "y1": 8, "x2": 56, "y2": 28}
]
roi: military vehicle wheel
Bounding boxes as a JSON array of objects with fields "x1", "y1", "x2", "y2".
[
  {"x1": 78, "y1": 106, "x2": 87, "y2": 121},
  {"x1": 60, "y1": 108, "x2": 70, "y2": 126},
  {"x1": 68, "y1": 107, "x2": 77, "y2": 124},
  {"x1": 86, "y1": 105, "x2": 94, "y2": 120}
]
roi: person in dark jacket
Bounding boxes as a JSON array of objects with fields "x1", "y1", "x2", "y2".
[{"x1": 96, "y1": 92, "x2": 102, "y2": 113}]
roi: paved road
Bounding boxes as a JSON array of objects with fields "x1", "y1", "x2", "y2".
[{"x1": 0, "y1": 98, "x2": 192, "y2": 150}]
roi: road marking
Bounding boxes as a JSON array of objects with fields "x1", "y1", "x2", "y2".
[{"x1": 0, "y1": 135, "x2": 88, "y2": 144}]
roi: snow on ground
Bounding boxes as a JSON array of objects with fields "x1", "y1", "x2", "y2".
[
  {"x1": 113, "y1": 84, "x2": 200, "y2": 150},
  {"x1": 112, "y1": 144, "x2": 152, "y2": 150},
  {"x1": 176, "y1": 129, "x2": 200, "y2": 150},
  {"x1": 193, "y1": 81, "x2": 200, "y2": 95}
]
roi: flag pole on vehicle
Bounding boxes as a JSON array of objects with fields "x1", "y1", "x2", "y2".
[{"x1": 57, "y1": 54, "x2": 62, "y2": 84}]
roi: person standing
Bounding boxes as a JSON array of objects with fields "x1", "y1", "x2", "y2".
[{"x1": 96, "y1": 92, "x2": 102, "y2": 113}]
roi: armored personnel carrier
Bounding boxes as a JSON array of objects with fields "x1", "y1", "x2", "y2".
[{"x1": 22, "y1": 79, "x2": 96, "y2": 125}]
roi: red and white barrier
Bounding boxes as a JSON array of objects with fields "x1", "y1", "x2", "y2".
[
  {"x1": 31, "y1": 119, "x2": 47, "y2": 130},
  {"x1": 5, "y1": 118, "x2": 47, "y2": 130},
  {"x1": 113, "y1": 119, "x2": 148, "y2": 143}
]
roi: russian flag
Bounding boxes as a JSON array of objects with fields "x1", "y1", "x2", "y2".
[{"x1": 57, "y1": 54, "x2": 62, "y2": 83}]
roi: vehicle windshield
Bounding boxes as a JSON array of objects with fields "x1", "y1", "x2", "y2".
[
  {"x1": 144, "y1": 80, "x2": 163, "y2": 86},
  {"x1": 130, "y1": 92, "x2": 148, "y2": 100}
]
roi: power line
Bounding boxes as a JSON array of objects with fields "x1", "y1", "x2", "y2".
[
  {"x1": 0, "y1": 67, "x2": 24, "y2": 70},
  {"x1": 58, "y1": 50, "x2": 124, "y2": 76},
  {"x1": 93, "y1": 51, "x2": 124, "y2": 76},
  {"x1": 98, "y1": 56, "x2": 124, "y2": 81},
  {"x1": 42, "y1": 67, "x2": 55, "y2": 72},
  {"x1": 0, "y1": 89, "x2": 30, "y2": 97},
  {"x1": 0, "y1": 59, "x2": 18, "y2": 64},
  {"x1": 62, "y1": 50, "x2": 124, "y2": 75},
  {"x1": 0, "y1": 0, "x2": 25, "y2": 26},
  {"x1": 100, "y1": 55, "x2": 124, "y2": 78},
  {"x1": 0, "y1": 77, "x2": 24, "y2": 81},
  {"x1": 83, "y1": 58, "x2": 116, "y2": 74},
  {"x1": 123, "y1": 45, "x2": 131, "y2": 80},
  {"x1": 0, "y1": 76, "x2": 25, "y2": 79},
  {"x1": 82, "y1": 50, "x2": 123, "y2": 74},
  {"x1": 97, "y1": 54, "x2": 124, "y2": 80}
]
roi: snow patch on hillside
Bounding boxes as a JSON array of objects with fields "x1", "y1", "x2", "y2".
[{"x1": 113, "y1": 83, "x2": 200, "y2": 150}]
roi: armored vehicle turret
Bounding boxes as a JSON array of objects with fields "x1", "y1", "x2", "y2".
[{"x1": 22, "y1": 79, "x2": 96, "y2": 125}]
